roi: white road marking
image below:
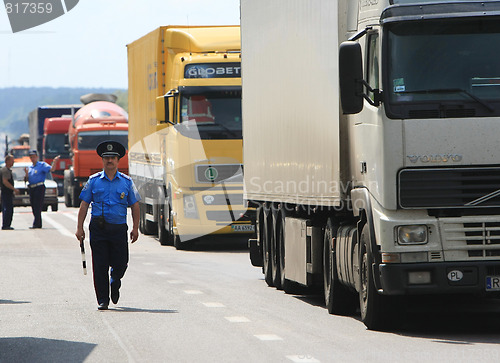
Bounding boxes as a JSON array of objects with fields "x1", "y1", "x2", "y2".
[
  {"x1": 61, "y1": 212, "x2": 78, "y2": 222},
  {"x1": 254, "y1": 334, "x2": 283, "y2": 341},
  {"x1": 225, "y1": 316, "x2": 250, "y2": 323},
  {"x1": 184, "y1": 290, "x2": 203, "y2": 295},
  {"x1": 167, "y1": 280, "x2": 184, "y2": 284},
  {"x1": 43, "y1": 214, "x2": 74, "y2": 237},
  {"x1": 202, "y1": 302, "x2": 225, "y2": 308},
  {"x1": 286, "y1": 355, "x2": 320, "y2": 363}
]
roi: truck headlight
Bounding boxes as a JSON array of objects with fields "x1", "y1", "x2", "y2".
[
  {"x1": 397, "y1": 225, "x2": 428, "y2": 245},
  {"x1": 183, "y1": 194, "x2": 199, "y2": 219}
]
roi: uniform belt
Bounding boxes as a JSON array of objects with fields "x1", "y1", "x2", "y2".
[{"x1": 29, "y1": 182, "x2": 44, "y2": 188}]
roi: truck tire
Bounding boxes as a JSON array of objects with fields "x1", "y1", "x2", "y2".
[
  {"x1": 157, "y1": 203, "x2": 169, "y2": 245},
  {"x1": 71, "y1": 188, "x2": 80, "y2": 208},
  {"x1": 164, "y1": 194, "x2": 175, "y2": 246},
  {"x1": 271, "y1": 207, "x2": 282, "y2": 289},
  {"x1": 139, "y1": 203, "x2": 146, "y2": 234},
  {"x1": 64, "y1": 191, "x2": 71, "y2": 207},
  {"x1": 262, "y1": 208, "x2": 274, "y2": 287},
  {"x1": 51, "y1": 203, "x2": 58, "y2": 212},
  {"x1": 359, "y1": 224, "x2": 391, "y2": 330},
  {"x1": 323, "y1": 218, "x2": 357, "y2": 316},
  {"x1": 277, "y1": 208, "x2": 294, "y2": 293},
  {"x1": 140, "y1": 202, "x2": 155, "y2": 235}
]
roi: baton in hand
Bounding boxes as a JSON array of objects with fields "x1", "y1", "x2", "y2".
[{"x1": 80, "y1": 237, "x2": 87, "y2": 275}]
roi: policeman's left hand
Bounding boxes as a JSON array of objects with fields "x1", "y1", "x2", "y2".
[{"x1": 130, "y1": 228, "x2": 139, "y2": 243}]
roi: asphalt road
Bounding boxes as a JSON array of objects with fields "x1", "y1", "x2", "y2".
[{"x1": 1, "y1": 201, "x2": 500, "y2": 363}]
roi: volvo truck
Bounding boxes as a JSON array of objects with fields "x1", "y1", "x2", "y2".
[
  {"x1": 241, "y1": 0, "x2": 500, "y2": 330},
  {"x1": 127, "y1": 26, "x2": 253, "y2": 249}
]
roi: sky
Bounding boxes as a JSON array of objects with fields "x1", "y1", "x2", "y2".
[{"x1": 0, "y1": 0, "x2": 240, "y2": 89}]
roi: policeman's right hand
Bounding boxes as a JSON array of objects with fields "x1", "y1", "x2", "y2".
[{"x1": 75, "y1": 228, "x2": 85, "y2": 242}]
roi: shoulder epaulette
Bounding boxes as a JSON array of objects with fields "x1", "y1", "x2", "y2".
[
  {"x1": 119, "y1": 172, "x2": 132, "y2": 181},
  {"x1": 89, "y1": 171, "x2": 103, "y2": 179}
]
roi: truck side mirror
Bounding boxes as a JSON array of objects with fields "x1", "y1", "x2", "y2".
[
  {"x1": 339, "y1": 41, "x2": 364, "y2": 114},
  {"x1": 156, "y1": 89, "x2": 177, "y2": 125}
]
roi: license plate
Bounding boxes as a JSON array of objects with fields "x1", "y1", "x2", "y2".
[
  {"x1": 486, "y1": 276, "x2": 500, "y2": 291},
  {"x1": 231, "y1": 224, "x2": 255, "y2": 232}
]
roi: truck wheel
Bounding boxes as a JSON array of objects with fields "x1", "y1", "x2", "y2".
[
  {"x1": 139, "y1": 203, "x2": 146, "y2": 234},
  {"x1": 140, "y1": 202, "x2": 155, "y2": 235},
  {"x1": 51, "y1": 203, "x2": 58, "y2": 212},
  {"x1": 64, "y1": 190, "x2": 71, "y2": 207},
  {"x1": 262, "y1": 208, "x2": 275, "y2": 287},
  {"x1": 71, "y1": 188, "x2": 80, "y2": 208},
  {"x1": 157, "y1": 204, "x2": 169, "y2": 245},
  {"x1": 271, "y1": 208, "x2": 282, "y2": 289},
  {"x1": 277, "y1": 209, "x2": 293, "y2": 293},
  {"x1": 323, "y1": 218, "x2": 357, "y2": 315},
  {"x1": 165, "y1": 195, "x2": 175, "y2": 246},
  {"x1": 359, "y1": 224, "x2": 390, "y2": 330},
  {"x1": 42, "y1": 205, "x2": 48, "y2": 212}
]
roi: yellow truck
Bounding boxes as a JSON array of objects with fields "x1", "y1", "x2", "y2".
[{"x1": 127, "y1": 26, "x2": 253, "y2": 249}]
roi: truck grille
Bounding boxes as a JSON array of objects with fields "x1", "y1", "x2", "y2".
[
  {"x1": 442, "y1": 220, "x2": 500, "y2": 260},
  {"x1": 398, "y1": 167, "x2": 500, "y2": 208},
  {"x1": 195, "y1": 164, "x2": 243, "y2": 184}
]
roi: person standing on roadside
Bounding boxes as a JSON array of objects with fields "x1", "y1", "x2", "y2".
[
  {"x1": 1, "y1": 154, "x2": 19, "y2": 230},
  {"x1": 24, "y1": 150, "x2": 59, "y2": 229},
  {"x1": 75, "y1": 141, "x2": 140, "y2": 311}
]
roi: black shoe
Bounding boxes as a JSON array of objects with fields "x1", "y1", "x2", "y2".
[
  {"x1": 29, "y1": 226, "x2": 42, "y2": 229},
  {"x1": 97, "y1": 303, "x2": 108, "y2": 310},
  {"x1": 111, "y1": 284, "x2": 120, "y2": 304},
  {"x1": 2, "y1": 227, "x2": 14, "y2": 230}
]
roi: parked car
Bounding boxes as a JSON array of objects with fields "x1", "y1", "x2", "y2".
[{"x1": 1, "y1": 162, "x2": 59, "y2": 212}]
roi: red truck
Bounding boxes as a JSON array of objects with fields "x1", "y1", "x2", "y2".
[
  {"x1": 64, "y1": 94, "x2": 129, "y2": 207},
  {"x1": 43, "y1": 116, "x2": 72, "y2": 195}
]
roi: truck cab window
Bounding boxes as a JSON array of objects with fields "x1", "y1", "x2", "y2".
[
  {"x1": 366, "y1": 33, "x2": 379, "y2": 102},
  {"x1": 178, "y1": 90, "x2": 242, "y2": 140}
]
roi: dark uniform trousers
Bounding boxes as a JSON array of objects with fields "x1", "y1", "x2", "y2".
[
  {"x1": 1, "y1": 190, "x2": 14, "y2": 228},
  {"x1": 29, "y1": 185, "x2": 45, "y2": 228},
  {"x1": 89, "y1": 219, "x2": 129, "y2": 305}
]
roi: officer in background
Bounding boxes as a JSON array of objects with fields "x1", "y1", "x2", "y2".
[
  {"x1": 75, "y1": 140, "x2": 140, "y2": 310},
  {"x1": 25, "y1": 150, "x2": 59, "y2": 228}
]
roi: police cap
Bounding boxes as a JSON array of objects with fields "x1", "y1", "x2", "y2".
[{"x1": 96, "y1": 140, "x2": 126, "y2": 158}]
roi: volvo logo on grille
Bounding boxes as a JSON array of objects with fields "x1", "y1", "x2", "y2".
[
  {"x1": 205, "y1": 167, "x2": 218, "y2": 181},
  {"x1": 407, "y1": 154, "x2": 463, "y2": 163}
]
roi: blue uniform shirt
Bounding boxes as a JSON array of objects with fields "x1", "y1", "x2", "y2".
[
  {"x1": 79, "y1": 171, "x2": 140, "y2": 224},
  {"x1": 28, "y1": 161, "x2": 52, "y2": 184}
]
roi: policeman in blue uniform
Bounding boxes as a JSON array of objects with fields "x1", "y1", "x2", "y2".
[
  {"x1": 75, "y1": 141, "x2": 140, "y2": 310},
  {"x1": 24, "y1": 150, "x2": 59, "y2": 228}
]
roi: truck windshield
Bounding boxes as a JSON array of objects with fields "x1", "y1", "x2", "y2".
[
  {"x1": 177, "y1": 90, "x2": 242, "y2": 139},
  {"x1": 386, "y1": 19, "x2": 500, "y2": 119},
  {"x1": 45, "y1": 134, "x2": 70, "y2": 157},
  {"x1": 77, "y1": 131, "x2": 128, "y2": 150}
]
